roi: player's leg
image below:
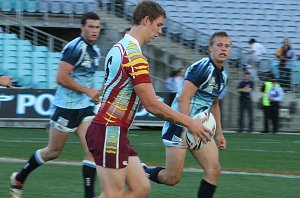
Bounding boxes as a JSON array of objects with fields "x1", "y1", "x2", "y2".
[
  {"x1": 86, "y1": 124, "x2": 149, "y2": 198},
  {"x1": 97, "y1": 165, "x2": 127, "y2": 198},
  {"x1": 191, "y1": 140, "x2": 220, "y2": 198},
  {"x1": 9, "y1": 126, "x2": 69, "y2": 198},
  {"x1": 77, "y1": 119, "x2": 97, "y2": 198},
  {"x1": 125, "y1": 156, "x2": 151, "y2": 197},
  {"x1": 144, "y1": 124, "x2": 187, "y2": 185},
  {"x1": 158, "y1": 147, "x2": 186, "y2": 185}
]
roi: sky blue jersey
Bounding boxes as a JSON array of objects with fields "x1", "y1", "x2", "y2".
[
  {"x1": 53, "y1": 37, "x2": 101, "y2": 109},
  {"x1": 162, "y1": 57, "x2": 228, "y2": 134}
]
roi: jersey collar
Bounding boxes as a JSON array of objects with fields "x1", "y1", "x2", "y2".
[{"x1": 124, "y1": 33, "x2": 142, "y2": 52}]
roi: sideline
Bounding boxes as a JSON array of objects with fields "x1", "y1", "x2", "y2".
[{"x1": 1, "y1": 157, "x2": 300, "y2": 179}]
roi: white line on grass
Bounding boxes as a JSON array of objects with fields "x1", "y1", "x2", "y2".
[{"x1": 1, "y1": 157, "x2": 300, "y2": 179}]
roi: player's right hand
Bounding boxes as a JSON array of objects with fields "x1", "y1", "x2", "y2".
[
  {"x1": 0, "y1": 76, "x2": 13, "y2": 87},
  {"x1": 87, "y1": 88, "x2": 102, "y2": 104},
  {"x1": 188, "y1": 116, "x2": 214, "y2": 144}
]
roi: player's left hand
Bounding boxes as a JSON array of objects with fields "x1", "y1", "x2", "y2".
[{"x1": 216, "y1": 134, "x2": 227, "y2": 150}]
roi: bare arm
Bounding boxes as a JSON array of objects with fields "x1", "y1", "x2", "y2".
[
  {"x1": 134, "y1": 82, "x2": 213, "y2": 142},
  {"x1": 57, "y1": 61, "x2": 101, "y2": 103},
  {"x1": 210, "y1": 97, "x2": 227, "y2": 149}
]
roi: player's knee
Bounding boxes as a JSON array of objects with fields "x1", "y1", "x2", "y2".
[
  {"x1": 165, "y1": 173, "x2": 181, "y2": 186},
  {"x1": 206, "y1": 164, "x2": 221, "y2": 180},
  {"x1": 133, "y1": 179, "x2": 151, "y2": 198}
]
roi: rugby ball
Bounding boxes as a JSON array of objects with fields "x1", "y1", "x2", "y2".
[{"x1": 185, "y1": 112, "x2": 216, "y2": 150}]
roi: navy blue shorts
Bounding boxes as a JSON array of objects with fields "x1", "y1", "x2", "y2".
[{"x1": 50, "y1": 106, "x2": 95, "y2": 132}]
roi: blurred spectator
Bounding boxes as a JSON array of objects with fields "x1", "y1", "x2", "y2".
[
  {"x1": 174, "y1": 67, "x2": 185, "y2": 91},
  {"x1": 165, "y1": 70, "x2": 177, "y2": 105},
  {"x1": 261, "y1": 74, "x2": 283, "y2": 133},
  {"x1": 276, "y1": 38, "x2": 294, "y2": 92},
  {"x1": 268, "y1": 77, "x2": 284, "y2": 133},
  {"x1": 0, "y1": 76, "x2": 13, "y2": 87},
  {"x1": 237, "y1": 71, "x2": 254, "y2": 132},
  {"x1": 248, "y1": 38, "x2": 267, "y2": 80}
]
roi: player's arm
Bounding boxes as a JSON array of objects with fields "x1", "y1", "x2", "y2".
[
  {"x1": 177, "y1": 80, "x2": 197, "y2": 115},
  {"x1": 57, "y1": 61, "x2": 101, "y2": 103},
  {"x1": 210, "y1": 97, "x2": 227, "y2": 149},
  {"x1": 134, "y1": 83, "x2": 213, "y2": 143}
]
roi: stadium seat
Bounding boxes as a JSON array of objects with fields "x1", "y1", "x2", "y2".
[
  {"x1": 74, "y1": 0, "x2": 85, "y2": 15},
  {"x1": 49, "y1": 0, "x2": 61, "y2": 14},
  {"x1": 33, "y1": 74, "x2": 48, "y2": 88},
  {"x1": 33, "y1": 45, "x2": 49, "y2": 52},
  {"x1": 24, "y1": 0, "x2": 37, "y2": 12},
  {"x1": 61, "y1": 0, "x2": 73, "y2": 14},
  {"x1": 291, "y1": 61, "x2": 300, "y2": 86},
  {"x1": 37, "y1": 0, "x2": 49, "y2": 13},
  {"x1": 85, "y1": 0, "x2": 98, "y2": 13},
  {"x1": 0, "y1": 0, "x2": 14, "y2": 11}
]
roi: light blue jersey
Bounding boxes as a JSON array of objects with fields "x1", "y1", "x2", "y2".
[
  {"x1": 53, "y1": 37, "x2": 101, "y2": 109},
  {"x1": 162, "y1": 57, "x2": 228, "y2": 147}
]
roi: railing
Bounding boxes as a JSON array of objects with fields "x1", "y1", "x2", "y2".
[{"x1": 0, "y1": 13, "x2": 68, "y2": 52}]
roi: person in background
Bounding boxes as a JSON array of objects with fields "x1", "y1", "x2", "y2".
[
  {"x1": 268, "y1": 77, "x2": 284, "y2": 133},
  {"x1": 9, "y1": 12, "x2": 102, "y2": 198},
  {"x1": 0, "y1": 75, "x2": 13, "y2": 87},
  {"x1": 276, "y1": 38, "x2": 294, "y2": 92},
  {"x1": 85, "y1": 1, "x2": 212, "y2": 198},
  {"x1": 165, "y1": 69, "x2": 178, "y2": 105},
  {"x1": 248, "y1": 38, "x2": 267, "y2": 81},
  {"x1": 261, "y1": 74, "x2": 283, "y2": 133},
  {"x1": 174, "y1": 67, "x2": 185, "y2": 92},
  {"x1": 237, "y1": 71, "x2": 254, "y2": 133}
]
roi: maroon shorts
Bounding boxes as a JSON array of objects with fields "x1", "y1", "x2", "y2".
[{"x1": 86, "y1": 123, "x2": 138, "y2": 169}]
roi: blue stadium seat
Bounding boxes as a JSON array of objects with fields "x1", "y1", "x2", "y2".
[
  {"x1": 2, "y1": 33, "x2": 17, "y2": 40},
  {"x1": 49, "y1": 0, "x2": 61, "y2": 14},
  {"x1": 24, "y1": 0, "x2": 37, "y2": 12},
  {"x1": 85, "y1": 0, "x2": 97, "y2": 13},
  {"x1": 0, "y1": 0, "x2": 14, "y2": 11},
  {"x1": 74, "y1": 0, "x2": 85, "y2": 14},
  {"x1": 62, "y1": 0, "x2": 73, "y2": 14},
  {"x1": 291, "y1": 61, "x2": 300, "y2": 86},
  {"x1": 37, "y1": 0, "x2": 49, "y2": 13},
  {"x1": 33, "y1": 45, "x2": 49, "y2": 52}
]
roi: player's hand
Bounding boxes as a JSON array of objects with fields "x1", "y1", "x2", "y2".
[
  {"x1": 0, "y1": 76, "x2": 13, "y2": 87},
  {"x1": 87, "y1": 88, "x2": 102, "y2": 104},
  {"x1": 188, "y1": 116, "x2": 214, "y2": 144},
  {"x1": 216, "y1": 133, "x2": 227, "y2": 150}
]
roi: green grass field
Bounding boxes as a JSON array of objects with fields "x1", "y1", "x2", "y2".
[{"x1": 1, "y1": 128, "x2": 300, "y2": 198}]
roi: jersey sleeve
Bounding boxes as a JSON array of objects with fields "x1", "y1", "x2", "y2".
[
  {"x1": 185, "y1": 61, "x2": 209, "y2": 88},
  {"x1": 61, "y1": 42, "x2": 82, "y2": 66},
  {"x1": 122, "y1": 51, "x2": 152, "y2": 86}
]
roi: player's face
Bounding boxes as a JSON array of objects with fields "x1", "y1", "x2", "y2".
[
  {"x1": 209, "y1": 36, "x2": 231, "y2": 68},
  {"x1": 145, "y1": 16, "x2": 164, "y2": 43},
  {"x1": 81, "y1": 19, "x2": 101, "y2": 45}
]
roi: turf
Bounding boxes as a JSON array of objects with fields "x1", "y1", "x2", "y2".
[{"x1": 1, "y1": 128, "x2": 300, "y2": 197}]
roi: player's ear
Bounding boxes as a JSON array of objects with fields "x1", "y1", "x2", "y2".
[{"x1": 142, "y1": 16, "x2": 151, "y2": 26}]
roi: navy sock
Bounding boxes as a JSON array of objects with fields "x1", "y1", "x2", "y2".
[
  {"x1": 82, "y1": 163, "x2": 96, "y2": 198},
  {"x1": 16, "y1": 151, "x2": 43, "y2": 184},
  {"x1": 197, "y1": 179, "x2": 216, "y2": 198},
  {"x1": 143, "y1": 166, "x2": 165, "y2": 184}
]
